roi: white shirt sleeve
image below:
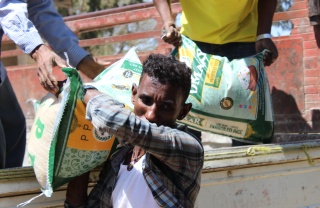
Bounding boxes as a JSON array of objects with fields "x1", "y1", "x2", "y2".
[{"x1": 0, "y1": 0, "x2": 43, "y2": 54}]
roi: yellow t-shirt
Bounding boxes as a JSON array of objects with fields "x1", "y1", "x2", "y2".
[{"x1": 179, "y1": 0, "x2": 258, "y2": 44}]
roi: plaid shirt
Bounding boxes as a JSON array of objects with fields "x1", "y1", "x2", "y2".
[{"x1": 85, "y1": 94, "x2": 204, "y2": 208}]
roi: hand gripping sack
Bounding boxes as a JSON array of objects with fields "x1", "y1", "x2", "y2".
[
  {"x1": 172, "y1": 35, "x2": 274, "y2": 144},
  {"x1": 27, "y1": 67, "x2": 116, "y2": 197}
]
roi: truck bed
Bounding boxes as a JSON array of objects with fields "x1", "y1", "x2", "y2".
[{"x1": 1, "y1": 138, "x2": 320, "y2": 208}]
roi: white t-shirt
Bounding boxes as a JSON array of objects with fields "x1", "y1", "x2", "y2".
[{"x1": 112, "y1": 155, "x2": 159, "y2": 208}]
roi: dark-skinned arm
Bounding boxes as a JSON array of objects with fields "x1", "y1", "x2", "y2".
[
  {"x1": 153, "y1": 0, "x2": 181, "y2": 47},
  {"x1": 255, "y1": 0, "x2": 279, "y2": 66}
]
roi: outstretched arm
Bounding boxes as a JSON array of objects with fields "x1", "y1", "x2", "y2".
[
  {"x1": 0, "y1": 0, "x2": 67, "y2": 94},
  {"x1": 28, "y1": 0, "x2": 106, "y2": 87},
  {"x1": 153, "y1": 0, "x2": 181, "y2": 47},
  {"x1": 255, "y1": 0, "x2": 279, "y2": 66}
]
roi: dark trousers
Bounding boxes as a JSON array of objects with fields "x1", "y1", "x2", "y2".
[
  {"x1": 192, "y1": 41, "x2": 257, "y2": 146},
  {"x1": 193, "y1": 41, "x2": 256, "y2": 61},
  {"x1": 309, "y1": 0, "x2": 320, "y2": 25},
  {"x1": 0, "y1": 67, "x2": 26, "y2": 168}
]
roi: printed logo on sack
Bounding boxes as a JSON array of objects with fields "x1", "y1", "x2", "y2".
[
  {"x1": 220, "y1": 97, "x2": 233, "y2": 110},
  {"x1": 205, "y1": 58, "x2": 222, "y2": 88},
  {"x1": 190, "y1": 48, "x2": 209, "y2": 103},
  {"x1": 184, "y1": 115, "x2": 204, "y2": 126},
  {"x1": 93, "y1": 129, "x2": 113, "y2": 142},
  {"x1": 122, "y1": 60, "x2": 142, "y2": 74},
  {"x1": 112, "y1": 84, "x2": 130, "y2": 90},
  {"x1": 123, "y1": 70, "x2": 133, "y2": 78},
  {"x1": 35, "y1": 118, "x2": 45, "y2": 139}
]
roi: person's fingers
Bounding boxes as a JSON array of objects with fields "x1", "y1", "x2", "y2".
[
  {"x1": 54, "y1": 79, "x2": 67, "y2": 96},
  {"x1": 171, "y1": 38, "x2": 182, "y2": 47},
  {"x1": 263, "y1": 51, "x2": 273, "y2": 66},
  {"x1": 38, "y1": 61, "x2": 58, "y2": 92},
  {"x1": 38, "y1": 76, "x2": 54, "y2": 93},
  {"x1": 43, "y1": 62, "x2": 56, "y2": 89},
  {"x1": 271, "y1": 50, "x2": 279, "y2": 63},
  {"x1": 37, "y1": 67, "x2": 48, "y2": 88},
  {"x1": 166, "y1": 26, "x2": 178, "y2": 38},
  {"x1": 255, "y1": 39, "x2": 279, "y2": 66},
  {"x1": 164, "y1": 37, "x2": 181, "y2": 47}
]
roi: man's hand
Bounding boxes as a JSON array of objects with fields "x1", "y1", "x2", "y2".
[
  {"x1": 77, "y1": 55, "x2": 108, "y2": 80},
  {"x1": 31, "y1": 44, "x2": 67, "y2": 94},
  {"x1": 162, "y1": 21, "x2": 182, "y2": 47},
  {"x1": 255, "y1": 38, "x2": 279, "y2": 67}
]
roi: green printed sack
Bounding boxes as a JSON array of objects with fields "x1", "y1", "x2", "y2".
[
  {"x1": 172, "y1": 35, "x2": 274, "y2": 144},
  {"x1": 84, "y1": 45, "x2": 273, "y2": 144},
  {"x1": 27, "y1": 68, "x2": 116, "y2": 197},
  {"x1": 85, "y1": 47, "x2": 142, "y2": 109}
]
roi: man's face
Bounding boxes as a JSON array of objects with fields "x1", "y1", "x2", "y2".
[{"x1": 131, "y1": 75, "x2": 191, "y2": 127}]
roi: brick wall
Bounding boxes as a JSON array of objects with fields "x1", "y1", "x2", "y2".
[{"x1": 268, "y1": 0, "x2": 320, "y2": 142}]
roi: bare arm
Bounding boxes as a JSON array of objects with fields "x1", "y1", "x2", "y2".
[
  {"x1": 153, "y1": 0, "x2": 181, "y2": 47},
  {"x1": 255, "y1": 0, "x2": 279, "y2": 66}
]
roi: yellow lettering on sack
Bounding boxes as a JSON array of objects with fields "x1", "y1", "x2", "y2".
[
  {"x1": 179, "y1": 48, "x2": 194, "y2": 60},
  {"x1": 205, "y1": 58, "x2": 219, "y2": 84}
]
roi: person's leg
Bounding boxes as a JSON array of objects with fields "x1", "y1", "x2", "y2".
[
  {"x1": 308, "y1": 0, "x2": 320, "y2": 22},
  {"x1": 0, "y1": 69, "x2": 6, "y2": 169},
  {"x1": 0, "y1": 72, "x2": 26, "y2": 168},
  {"x1": 0, "y1": 119, "x2": 6, "y2": 169}
]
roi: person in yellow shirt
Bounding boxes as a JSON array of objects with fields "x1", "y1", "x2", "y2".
[
  {"x1": 154, "y1": 0, "x2": 279, "y2": 146},
  {"x1": 154, "y1": 0, "x2": 278, "y2": 66}
]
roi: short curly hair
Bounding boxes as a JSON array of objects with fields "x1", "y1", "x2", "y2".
[{"x1": 140, "y1": 53, "x2": 192, "y2": 102}]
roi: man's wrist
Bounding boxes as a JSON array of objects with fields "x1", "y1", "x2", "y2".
[
  {"x1": 30, "y1": 44, "x2": 44, "y2": 59},
  {"x1": 256, "y1": 33, "x2": 272, "y2": 41}
]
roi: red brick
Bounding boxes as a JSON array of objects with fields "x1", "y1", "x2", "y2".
[
  {"x1": 292, "y1": 0, "x2": 307, "y2": 3},
  {"x1": 304, "y1": 57, "x2": 318, "y2": 69},
  {"x1": 274, "y1": 10, "x2": 308, "y2": 21},
  {"x1": 298, "y1": 17, "x2": 312, "y2": 27},
  {"x1": 305, "y1": 102, "x2": 320, "y2": 110},
  {"x1": 304, "y1": 77, "x2": 319, "y2": 85},
  {"x1": 304, "y1": 69, "x2": 319, "y2": 77},
  {"x1": 305, "y1": 94, "x2": 320, "y2": 102},
  {"x1": 304, "y1": 48, "x2": 318, "y2": 57},
  {"x1": 305, "y1": 85, "x2": 319, "y2": 94},
  {"x1": 291, "y1": 2, "x2": 308, "y2": 10},
  {"x1": 304, "y1": 40, "x2": 318, "y2": 49},
  {"x1": 301, "y1": 33, "x2": 316, "y2": 40},
  {"x1": 298, "y1": 25, "x2": 314, "y2": 34}
]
